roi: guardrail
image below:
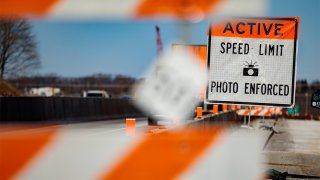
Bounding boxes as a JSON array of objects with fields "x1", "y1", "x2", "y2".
[{"x1": 0, "y1": 97, "x2": 143, "y2": 123}]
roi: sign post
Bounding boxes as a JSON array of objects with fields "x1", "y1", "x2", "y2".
[{"x1": 206, "y1": 17, "x2": 299, "y2": 107}]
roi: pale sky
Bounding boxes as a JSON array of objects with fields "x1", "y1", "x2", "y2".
[{"x1": 31, "y1": 0, "x2": 320, "y2": 81}]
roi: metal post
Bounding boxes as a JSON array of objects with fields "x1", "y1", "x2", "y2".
[
  {"x1": 203, "y1": 102, "x2": 207, "y2": 111},
  {"x1": 248, "y1": 106, "x2": 252, "y2": 127},
  {"x1": 240, "y1": 115, "x2": 247, "y2": 128},
  {"x1": 241, "y1": 107, "x2": 252, "y2": 128},
  {"x1": 305, "y1": 93, "x2": 308, "y2": 115}
]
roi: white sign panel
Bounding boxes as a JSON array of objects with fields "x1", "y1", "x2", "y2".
[
  {"x1": 206, "y1": 17, "x2": 299, "y2": 107},
  {"x1": 134, "y1": 48, "x2": 207, "y2": 121}
]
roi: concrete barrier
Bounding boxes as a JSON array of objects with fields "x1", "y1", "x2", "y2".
[
  {"x1": 190, "y1": 110, "x2": 241, "y2": 127},
  {"x1": 0, "y1": 97, "x2": 144, "y2": 123},
  {"x1": 148, "y1": 110, "x2": 240, "y2": 126}
]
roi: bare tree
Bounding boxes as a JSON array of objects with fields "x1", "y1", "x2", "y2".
[{"x1": 0, "y1": 19, "x2": 40, "y2": 79}]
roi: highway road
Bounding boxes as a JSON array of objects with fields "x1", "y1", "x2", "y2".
[
  {"x1": 0, "y1": 117, "x2": 148, "y2": 136},
  {"x1": 61, "y1": 117, "x2": 148, "y2": 136}
]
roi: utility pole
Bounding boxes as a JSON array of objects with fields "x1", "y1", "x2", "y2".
[{"x1": 155, "y1": 26, "x2": 163, "y2": 57}]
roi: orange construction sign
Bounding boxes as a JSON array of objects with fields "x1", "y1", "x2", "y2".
[{"x1": 206, "y1": 17, "x2": 300, "y2": 107}]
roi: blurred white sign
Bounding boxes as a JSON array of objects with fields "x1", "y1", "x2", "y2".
[{"x1": 134, "y1": 48, "x2": 207, "y2": 122}]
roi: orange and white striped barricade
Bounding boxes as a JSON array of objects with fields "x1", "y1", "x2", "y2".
[
  {"x1": 274, "y1": 107, "x2": 283, "y2": 116},
  {"x1": 1, "y1": 125, "x2": 264, "y2": 180},
  {"x1": 0, "y1": 0, "x2": 222, "y2": 19},
  {"x1": 237, "y1": 106, "x2": 276, "y2": 127},
  {"x1": 236, "y1": 108, "x2": 251, "y2": 116},
  {"x1": 0, "y1": 0, "x2": 270, "y2": 21},
  {"x1": 237, "y1": 106, "x2": 276, "y2": 117}
]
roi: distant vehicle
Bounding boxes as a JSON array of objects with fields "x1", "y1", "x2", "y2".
[
  {"x1": 29, "y1": 87, "x2": 61, "y2": 97},
  {"x1": 119, "y1": 95, "x2": 133, "y2": 100},
  {"x1": 83, "y1": 90, "x2": 109, "y2": 98}
]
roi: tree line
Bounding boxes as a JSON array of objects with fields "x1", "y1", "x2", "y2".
[
  {"x1": 8, "y1": 74, "x2": 137, "y2": 96},
  {"x1": 296, "y1": 79, "x2": 320, "y2": 93},
  {"x1": 8, "y1": 73, "x2": 136, "y2": 86}
]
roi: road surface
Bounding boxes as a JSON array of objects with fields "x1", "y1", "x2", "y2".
[{"x1": 254, "y1": 118, "x2": 320, "y2": 177}]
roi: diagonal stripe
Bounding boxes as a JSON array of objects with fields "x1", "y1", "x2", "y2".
[
  {"x1": 0, "y1": 0, "x2": 59, "y2": 17},
  {"x1": 13, "y1": 125, "x2": 142, "y2": 180},
  {"x1": 265, "y1": 108, "x2": 272, "y2": 116},
  {"x1": 135, "y1": 0, "x2": 220, "y2": 19},
  {"x1": 243, "y1": 109, "x2": 250, "y2": 116},
  {"x1": 101, "y1": 126, "x2": 223, "y2": 180},
  {"x1": 253, "y1": 109, "x2": 262, "y2": 116},
  {"x1": 0, "y1": 127, "x2": 57, "y2": 180},
  {"x1": 236, "y1": 109, "x2": 247, "y2": 115}
]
